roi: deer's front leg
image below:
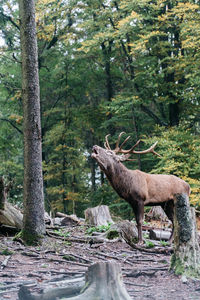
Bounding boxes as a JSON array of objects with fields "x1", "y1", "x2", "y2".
[{"x1": 133, "y1": 201, "x2": 144, "y2": 245}]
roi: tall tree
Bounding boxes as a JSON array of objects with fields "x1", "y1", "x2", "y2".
[{"x1": 18, "y1": 0, "x2": 45, "y2": 244}]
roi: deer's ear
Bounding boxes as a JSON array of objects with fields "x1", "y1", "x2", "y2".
[{"x1": 118, "y1": 154, "x2": 131, "y2": 162}]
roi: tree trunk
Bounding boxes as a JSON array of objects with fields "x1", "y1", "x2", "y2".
[
  {"x1": 170, "y1": 193, "x2": 200, "y2": 277},
  {"x1": 19, "y1": 0, "x2": 45, "y2": 244},
  {"x1": 0, "y1": 177, "x2": 6, "y2": 210}
]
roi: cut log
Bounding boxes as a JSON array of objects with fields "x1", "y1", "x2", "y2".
[
  {"x1": 170, "y1": 193, "x2": 200, "y2": 278},
  {"x1": 149, "y1": 229, "x2": 171, "y2": 241},
  {"x1": 85, "y1": 205, "x2": 113, "y2": 227}
]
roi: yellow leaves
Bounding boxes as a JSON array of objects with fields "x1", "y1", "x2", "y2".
[
  {"x1": 130, "y1": 31, "x2": 161, "y2": 55},
  {"x1": 65, "y1": 192, "x2": 79, "y2": 202},
  {"x1": 59, "y1": 189, "x2": 65, "y2": 195},
  {"x1": 181, "y1": 22, "x2": 200, "y2": 49},
  {"x1": 9, "y1": 114, "x2": 23, "y2": 124},
  {"x1": 117, "y1": 11, "x2": 140, "y2": 29},
  {"x1": 37, "y1": 23, "x2": 55, "y2": 42},
  {"x1": 10, "y1": 90, "x2": 21, "y2": 101}
]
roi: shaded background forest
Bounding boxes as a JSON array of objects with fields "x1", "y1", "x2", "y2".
[{"x1": 0, "y1": 0, "x2": 200, "y2": 219}]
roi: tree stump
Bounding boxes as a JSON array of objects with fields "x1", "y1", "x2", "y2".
[
  {"x1": 63, "y1": 261, "x2": 132, "y2": 300},
  {"x1": 170, "y1": 193, "x2": 200, "y2": 277},
  {"x1": 90, "y1": 220, "x2": 138, "y2": 242},
  {"x1": 18, "y1": 262, "x2": 131, "y2": 300},
  {"x1": 85, "y1": 205, "x2": 113, "y2": 227},
  {"x1": 146, "y1": 206, "x2": 169, "y2": 222}
]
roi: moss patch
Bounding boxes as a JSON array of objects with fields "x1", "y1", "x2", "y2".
[
  {"x1": 170, "y1": 254, "x2": 200, "y2": 278},
  {"x1": 106, "y1": 229, "x2": 119, "y2": 240},
  {"x1": 170, "y1": 255, "x2": 185, "y2": 275},
  {"x1": 20, "y1": 230, "x2": 44, "y2": 246}
]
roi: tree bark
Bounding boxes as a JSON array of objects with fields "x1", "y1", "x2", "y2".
[
  {"x1": 0, "y1": 177, "x2": 6, "y2": 210},
  {"x1": 19, "y1": 0, "x2": 45, "y2": 244},
  {"x1": 170, "y1": 193, "x2": 200, "y2": 277}
]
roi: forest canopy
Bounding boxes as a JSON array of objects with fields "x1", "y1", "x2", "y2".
[{"x1": 0, "y1": 0, "x2": 200, "y2": 218}]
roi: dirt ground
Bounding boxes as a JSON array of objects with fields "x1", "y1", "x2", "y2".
[{"x1": 0, "y1": 224, "x2": 200, "y2": 300}]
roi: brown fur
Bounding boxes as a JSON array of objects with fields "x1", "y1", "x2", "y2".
[{"x1": 92, "y1": 145, "x2": 190, "y2": 243}]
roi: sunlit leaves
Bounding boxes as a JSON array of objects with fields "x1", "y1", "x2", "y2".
[{"x1": 144, "y1": 126, "x2": 200, "y2": 207}]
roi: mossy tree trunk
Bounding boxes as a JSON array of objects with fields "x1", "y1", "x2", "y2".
[
  {"x1": 0, "y1": 177, "x2": 6, "y2": 210},
  {"x1": 19, "y1": 0, "x2": 45, "y2": 244},
  {"x1": 170, "y1": 193, "x2": 200, "y2": 277}
]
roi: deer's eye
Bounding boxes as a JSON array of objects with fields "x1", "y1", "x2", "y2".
[{"x1": 107, "y1": 151, "x2": 113, "y2": 156}]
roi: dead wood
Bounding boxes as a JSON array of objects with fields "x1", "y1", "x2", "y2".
[
  {"x1": 125, "y1": 266, "x2": 169, "y2": 278},
  {"x1": 1, "y1": 255, "x2": 11, "y2": 269},
  {"x1": 149, "y1": 229, "x2": 171, "y2": 241},
  {"x1": 18, "y1": 262, "x2": 131, "y2": 300},
  {"x1": 62, "y1": 261, "x2": 131, "y2": 300},
  {"x1": 56, "y1": 212, "x2": 81, "y2": 226},
  {"x1": 46, "y1": 228, "x2": 118, "y2": 245},
  {"x1": 84, "y1": 205, "x2": 113, "y2": 226},
  {"x1": 171, "y1": 193, "x2": 200, "y2": 277},
  {"x1": 128, "y1": 242, "x2": 173, "y2": 254},
  {"x1": 146, "y1": 206, "x2": 170, "y2": 222},
  {"x1": 116, "y1": 220, "x2": 173, "y2": 254},
  {"x1": 0, "y1": 202, "x2": 23, "y2": 229},
  {"x1": 18, "y1": 277, "x2": 85, "y2": 300},
  {"x1": 0, "y1": 177, "x2": 22, "y2": 229}
]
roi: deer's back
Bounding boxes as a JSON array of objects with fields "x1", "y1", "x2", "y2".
[{"x1": 130, "y1": 170, "x2": 190, "y2": 205}]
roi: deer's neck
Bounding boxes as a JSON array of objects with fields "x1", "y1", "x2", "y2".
[{"x1": 105, "y1": 162, "x2": 131, "y2": 199}]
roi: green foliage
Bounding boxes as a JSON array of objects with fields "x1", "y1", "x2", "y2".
[
  {"x1": 53, "y1": 229, "x2": 70, "y2": 238},
  {"x1": 0, "y1": 248, "x2": 14, "y2": 255},
  {"x1": 0, "y1": 0, "x2": 200, "y2": 220},
  {"x1": 144, "y1": 125, "x2": 200, "y2": 207},
  {"x1": 86, "y1": 223, "x2": 111, "y2": 235},
  {"x1": 159, "y1": 241, "x2": 168, "y2": 247},
  {"x1": 145, "y1": 240, "x2": 155, "y2": 249}
]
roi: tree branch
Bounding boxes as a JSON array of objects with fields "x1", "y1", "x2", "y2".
[
  {"x1": 1, "y1": 12, "x2": 20, "y2": 30},
  {"x1": 0, "y1": 118, "x2": 23, "y2": 134},
  {"x1": 140, "y1": 104, "x2": 168, "y2": 127}
]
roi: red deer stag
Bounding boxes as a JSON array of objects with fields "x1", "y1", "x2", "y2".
[{"x1": 91, "y1": 132, "x2": 190, "y2": 244}]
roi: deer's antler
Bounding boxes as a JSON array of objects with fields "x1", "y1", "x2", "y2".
[{"x1": 104, "y1": 132, "x2": 161, "y2": 159}]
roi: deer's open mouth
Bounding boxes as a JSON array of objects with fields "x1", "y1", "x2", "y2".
[{"x1": 91, "y1": 145, "x2": 98, "y2": 158}]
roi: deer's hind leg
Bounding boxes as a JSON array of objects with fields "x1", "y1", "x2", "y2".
[{"x1": 161, "y1": 200, "x2": 174, "y2": 243}]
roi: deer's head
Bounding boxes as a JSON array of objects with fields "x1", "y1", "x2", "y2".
[{"x1": 92, "y1": 132, "x2": 160, "y2": 172}]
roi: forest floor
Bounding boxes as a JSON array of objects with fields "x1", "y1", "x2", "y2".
[{"x1": 0, "y1": 222, "x2": 200, "y2": 300}]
